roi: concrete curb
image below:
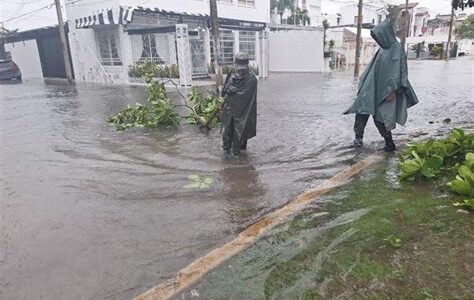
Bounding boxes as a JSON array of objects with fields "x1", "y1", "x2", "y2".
[{"x1": 134, "y1": 154, "x2": 384, "y2": 300}]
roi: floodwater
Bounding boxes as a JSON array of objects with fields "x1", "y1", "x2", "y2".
[{"x1": 1, "y1": 58, "x2": 473, "y2": 300}]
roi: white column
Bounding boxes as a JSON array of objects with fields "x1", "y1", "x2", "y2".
[
  {"x1": 119, "y1": 26, "x2": 134, "y2": 83},
  {"x1": 234, "y1": 30, "x2": 240, "y2": 55},
  {"x1": 262, "y1": 29, "x2": 270, "y2": 78},
  {"x1": 176, "y1": 24, "x2": 192, "y2": 86},
  {"x1": 168, "y1": 33, "x2": 177, "y2": 65},
  {"x1": 255, "y1": 31, "x2": 262, "y2": 78},
  {"x1": 203, "y1": 28, "x2": 211, "y2": 67}
]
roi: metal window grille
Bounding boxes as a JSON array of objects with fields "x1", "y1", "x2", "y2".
[
  {"x1": 96, "y1": 31, "x2": 122, "y2": 66},
  {"x1": 238, "y1": 0, "x2": 255, "y2": 6},
  {"x1": 239, "y1": 31, "x2": 256, "y2": 60},
  {"x1": 210, "y1": 30, "x2": 235, "y2": 64}
]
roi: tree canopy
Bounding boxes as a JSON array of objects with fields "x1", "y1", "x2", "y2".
[
  {"x1": 457, "y1": 14, "x2": 474, "y2": 39},
  {"x1": 452, "y1": 0, "x2": 474, "y2": 10}
]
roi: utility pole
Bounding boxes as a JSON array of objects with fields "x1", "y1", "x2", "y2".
[
  {"x1": 354, "y1": 0, "x2": 363, "y2": 77},
  {"x1": 54, "y1": 0, "x2": 74, "y2": 84},
  {"x1": 401, "y1": 0, "x2": 409, "y2": 52},
  {"x1": 445, "y1": 6, "x2": 455, "y2": 61},
  {"x1": 209, "y1": 0, "x2": 223, "y2": 90}
]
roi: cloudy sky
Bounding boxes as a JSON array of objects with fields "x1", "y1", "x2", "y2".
[{"x1": 0, "y1": 0, "x2": 471, "y2": 31}]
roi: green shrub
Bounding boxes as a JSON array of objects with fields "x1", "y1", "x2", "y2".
[{"x1": 128, "y1": 62, "x2": 180, "y2": 79}]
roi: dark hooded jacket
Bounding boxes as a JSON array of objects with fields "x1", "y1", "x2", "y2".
[
  {"x1": 222, "y1": 69, "x2": 258, "y2": 143},
  {"x1": 345, "y1": 18, "x2": 418, "y2": 130}
]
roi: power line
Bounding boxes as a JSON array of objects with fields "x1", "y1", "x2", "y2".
[{"x1": 1, "y1": 2, "x2": 54, "y2": 24}]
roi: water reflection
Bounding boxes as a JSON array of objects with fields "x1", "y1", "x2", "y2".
[{"x1": 219, "y1": 157, "x2": 267, "y2": 227}]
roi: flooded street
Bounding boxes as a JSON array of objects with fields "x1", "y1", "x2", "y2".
[{"x1": 1, "y1": 58, "x2": 473, "y2": 300}]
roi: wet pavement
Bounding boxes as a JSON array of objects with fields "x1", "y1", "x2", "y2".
[{"x1": 1, "y1": 58, "x2": 473, "y2": 300}]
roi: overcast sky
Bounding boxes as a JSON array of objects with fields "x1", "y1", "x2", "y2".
[{"x1": 0, "y1": 0, "x2": 472, "y2": 31}]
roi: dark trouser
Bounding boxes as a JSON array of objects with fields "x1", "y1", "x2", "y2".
[
  {"x1": 354, "y1": 113, "x2": 392, "y2": 140},
  {"x1": 222, "y1": 119, "x2": 247, "y2": 154}
]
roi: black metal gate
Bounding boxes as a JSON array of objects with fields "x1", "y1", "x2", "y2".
[{"x1": 36, "y1": 33, "x2": 68, "y2": 79}]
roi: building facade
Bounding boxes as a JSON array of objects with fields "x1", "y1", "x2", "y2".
[
  {"x1": 412, "y1": 7, "x2": 430, "y2": 37},
  {"x1": 65, "y1": 0, "x2": 270, "y2": 84},
  {"x1": 322, "y1": 0, "x2": 387, "y2": 27}
]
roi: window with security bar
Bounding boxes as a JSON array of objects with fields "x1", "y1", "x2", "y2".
[
  {"x1": 238, "y1": 0, "x2": 255, "y2": 6},
  {"x1": 95, "y1": 30, "x2": 122, "y2": 66},
  {"x1": 210, "y1": 30, "x2": 235, "y2": 64},
  {"x1": 239, "y1": 31, "x2": 256, "y2": 60},
  {"x1": 131, "y1": 34, "x2": 170, "y2": 64}
]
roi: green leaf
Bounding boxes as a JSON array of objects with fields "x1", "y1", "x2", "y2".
[
  {"x1": 411, "y1": 151, "x2": 423, "y2": 164},
  {"x1": 203, "y1": 177, "x2": 214, "y2": 184},
  {"x1": 448, "y1": 177, "x2": 472, "y2": 196},
  {"x1": 421, "y1": 167, "x2": 436, "y2": 178},
  {"x1": 425, "y1": 156, "x2": 443, "y2": 170},
  {"x1": 466, "y1": 152, "x2": 474, "y2": 162},
  {"x1": 399, "y1": 160, "x2": 422, "y2": 179},
  {"x1": 384, "y1": 235, "x2": 402, "y2": 248},
  {"x1": 199, "y1": 183, "x2": 210, "y2": 189},
  {"x1": 453, "y1": 199, "x2": 474, "y2": 209},
  {"x1": 183, "y1": 182, "x2": 201, "y2": 189},
  {"x1": 188, "y1": 175, "x2": 201, "y2": 181},
  {"x1": 458, "y1": 165, "x2": 472, "y2": 180}
]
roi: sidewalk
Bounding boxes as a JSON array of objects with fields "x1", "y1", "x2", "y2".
[{"x1": 173, "y1": 157, "x2": 473, "y2": 300}]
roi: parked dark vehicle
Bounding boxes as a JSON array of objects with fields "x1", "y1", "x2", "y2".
[{"x1": 0, "y1": 59, "x2": 22, "y2": 80}]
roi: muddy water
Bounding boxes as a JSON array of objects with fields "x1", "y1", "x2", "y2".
[{"x1": 1, "y1": 58, "x2": 473, "y2": 300}]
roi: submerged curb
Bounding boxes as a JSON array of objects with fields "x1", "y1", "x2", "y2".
[{"x1": 134, "y1": 154, "x2": 384, "y2": 300}]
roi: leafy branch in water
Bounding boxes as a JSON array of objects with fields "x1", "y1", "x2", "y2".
[
  {"x1": 397, "y1": 128, "x2": 473, "y2": 209},
  {"x1": 107, "y1": 61, "x2": 222, "y2": 132},
  {"x1": 398, "y1": 128, "x2": 473, "y2": 180},
  {"x1": 187, "y1": 87, "x2": 222, "y2": 130}
]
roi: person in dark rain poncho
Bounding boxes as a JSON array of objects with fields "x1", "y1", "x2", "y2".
[
  {"x1": 221, "y1": 52, "x2": 258, "y2": 155},
  {"x1": 345, "y1": 18, "x2": 418, "y2": 152}
]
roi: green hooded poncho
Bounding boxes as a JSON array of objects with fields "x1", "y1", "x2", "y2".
[{"x1": 345, "y1": 18, "x2": 418, "y2": 131}]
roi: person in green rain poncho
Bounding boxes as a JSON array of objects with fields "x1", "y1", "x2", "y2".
[
  {"x1": 221, "y1": 52, "x2": 258, "y2": 155},
  {"x1": 345, "y1": 18, "x2": 418, "y2": 152}
]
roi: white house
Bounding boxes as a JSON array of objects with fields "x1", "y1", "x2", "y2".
[
  {"x1": 65, "y1": 0, "x2": 271, "y2": 84},
  {"x1": 412, "y1": 7, "x2": 430, "y2": 37},
  {"x1": 302, "y1": 0, "x2": 322, "y2": 25},
  {"x1": 322, "y1": 0, "x2": 387, "y2": 27}
]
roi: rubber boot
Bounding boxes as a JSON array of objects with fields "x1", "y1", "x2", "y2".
[
  {"x1": 353, "y1": 138, "x2": 363, "y2": 148},
  {"x1": 353, "y1": 114, "x2": 369, "y2": 148},
  {"x1": 383, "y1": 133, "x2": 396, "y2": 152},
  {"x1": 240, "y1": 139, "x2": 248, "y2": 150}
]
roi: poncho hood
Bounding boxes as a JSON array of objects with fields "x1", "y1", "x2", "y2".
[{"x1": 370, "y1": 19, "x2": 397, "y2": 49}]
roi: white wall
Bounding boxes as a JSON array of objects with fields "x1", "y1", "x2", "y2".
[
  {"x1": 68, "y1": 26, "x2": 130, "y2": 84},
  {"x1": 269, "y1": 28, "x2": 324, "y2": 72},
  {"x1": 5, "y1": 40, "x2": 43, "y2": 78}
]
